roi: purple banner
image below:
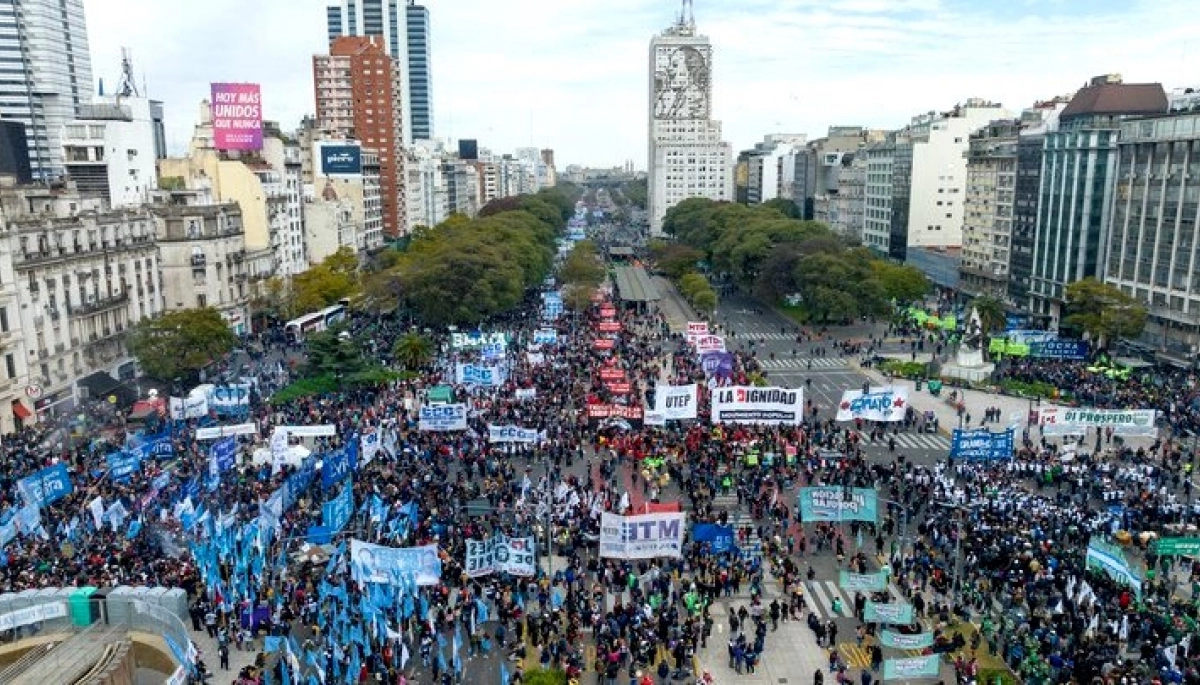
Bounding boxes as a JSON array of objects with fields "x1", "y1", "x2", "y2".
[
  {"x1": 701, "y1": 352, "x2": 734, "y2": 378},
  {"x1": 210, "y1": 83, "x2": 263, "y2": 151}
]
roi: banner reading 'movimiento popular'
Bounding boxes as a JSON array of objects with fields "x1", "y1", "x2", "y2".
[{"x1": 710, "y1": 386, "x2": 803, "y2": 425}]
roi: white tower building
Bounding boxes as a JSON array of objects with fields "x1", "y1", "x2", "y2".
[{"x1": 647, "y1": 0, "x2": 732, "y2": 236}]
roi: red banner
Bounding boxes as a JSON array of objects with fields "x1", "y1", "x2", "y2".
[
  {"x1": 586, "y1": 404, "x2": 644, "y2": 421},
  {"x1": 598, "y1": 368, "x2": 625, "y2": 382},
  {"x1": 599, "y1": 305, "x2": 616, "y2": 318},
  {"x1": 606, "y1": 381, "x2": 632, "y2": 395},
  {"x1": 598, "y1": 321, "x2": 622, "y2": 333},
  {"x1": 644, "y1": 501, "x2": 682, "y2": 514},
  {"x1": 593, "y1": 338, "x2": 616, "y2": 351}
]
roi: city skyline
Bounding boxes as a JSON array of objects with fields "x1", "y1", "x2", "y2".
[{"x1": 84, "y1": 0, "x2": 1197, "y2": 167}]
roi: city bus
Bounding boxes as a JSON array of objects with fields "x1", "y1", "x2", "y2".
[{"x1": 284, "y1": 304, "x2": 347, "y2": 343}]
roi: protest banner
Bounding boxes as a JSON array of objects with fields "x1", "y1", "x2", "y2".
[
  {"x1": 836, "y1": 387, "x2": 909, "y2": 422},
  {"x1": 798, "y1": 487, "x2": 878, "y2": 523},
  {"x1": 711, "y1": 386, "x2": 803, "y2": 425},
  {"x1": 350, "y1": 540, "x2": 442, "y2": 586},
  {"x1": 599, "y1": 512, "x2": 686, "y2": 559}
]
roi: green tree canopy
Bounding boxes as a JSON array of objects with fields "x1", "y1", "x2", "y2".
[
  {"x1": 305, "y1": 328, "x2": 367, "y2": 377},
  {"x1": 128, "y1": 307, "x2": 237, "y2": 382},
  {"x1": 968, "y1": 295, "x2": 1007, "y2": 334},
  {"x1": 1064, "y1": 278, "x2": 1147, "y2": 348},
  {"x1": 559, "y1": 240, "x2": 605, "y2": 289},
  {"x1": 392, "y1": 332, "x2": 434, "y2": 371}
]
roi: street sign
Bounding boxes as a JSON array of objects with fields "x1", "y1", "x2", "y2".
[
  {"x1": 1156, "y1": 537, "x2": 1200, "y2": 556},
  {"x1": 24, "y1": 385, "x2": 42, "y2": 399}
]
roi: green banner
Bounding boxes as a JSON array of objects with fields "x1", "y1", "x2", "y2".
[
  {"x1": 940, "y1": 315, "x2": 956, "y2": 331},
  {"x1": 839, "y1": 570, "x2": 887, "y2": 592},
  {"x1": 1157, "y1": 537, "x2": 1200, "y2": 556},
  {"x1": 798, "y1": 487, "x2": 879, "y2": 523},
  {"x1": 428, "y1": 385, "x2": 454, "y2": 404},
  {"x1": 883, "y1": 654, "x2": 940, "y2": 681},
  {"x1": 880, "y1": 629, "x2": 934, "y2": 650},
  {"x1": 864, "y1": 600, "x2": 914, "y2": 625}
]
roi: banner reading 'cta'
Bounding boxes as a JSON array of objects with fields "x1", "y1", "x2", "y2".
[
  {"x1": 798, "y1": 487, "x2": 878, "y2": 523},
  {"x1": 836, "y1": 387, "x2": 909, "y2": 422},
  {"x1": 710, "y1": 386, "x2": 803, "y2": 425},
  {"x1": 599, "y1": 512, "x2": 686, "y2": 559}
]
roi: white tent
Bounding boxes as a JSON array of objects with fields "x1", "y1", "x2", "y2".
[{"x1": 251, "y1": 443, "x2": 311, "y2": 468}]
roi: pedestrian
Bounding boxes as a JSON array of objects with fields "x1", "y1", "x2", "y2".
[{"x1": 218, "y1": 643, "x2": 229, "y2": 671}]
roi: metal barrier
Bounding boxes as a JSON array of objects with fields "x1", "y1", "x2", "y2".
[{"x1": 0, "y1": 594, "x2": 194, "y2": 679}]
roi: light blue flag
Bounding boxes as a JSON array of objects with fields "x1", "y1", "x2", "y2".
[
  {"x1": 475, "y1": 597, "x2": 489, "y2": 626},
  {"x1": 501, "y1": 662, "x2": 510, "y2": 685},
  {"x1": 437, "y1": 649, "x2": 447, "y2": 674}
]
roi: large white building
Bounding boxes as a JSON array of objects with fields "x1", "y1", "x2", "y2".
[
  {"x1": 906, "y1": 100, "x2": 1011, "y2": 249},
  {"x1": 647, "y1": 4, "x2": 732, "y2": 236},
  {"x1": 61, "y1": 96, "x2": 162, "y2": 209},
  {"x1": 0, "y1": 0, "x2": 93, "y2": 181}
]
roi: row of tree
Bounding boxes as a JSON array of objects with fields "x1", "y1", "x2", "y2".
[
  {"x1": 364, "y1": 186, "x2": 579, "y2": 325},
  {"x1": 662, "y1": 198, "x2": 930, "y2": 322}
]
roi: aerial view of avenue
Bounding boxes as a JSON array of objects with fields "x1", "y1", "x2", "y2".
[{"x1": 0, "y1": 0, "x2": 1195, "y2": 683}]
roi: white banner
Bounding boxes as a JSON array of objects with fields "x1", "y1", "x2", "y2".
[
  {"x1": 169, "y1": 394, "x2": 208, "y2": 420},
  {"x1": 515, "y1": 388, "x2": 537, "y2": 401},
  {"x1": 464, "y1": 535, "x2": 536, "y2": 577},
  {"x1": 487, "y1": 425, "x2": 542, "y2": 443},
  {"x1": 360, "y1": 431, "x2": 383, "y2": 466},
  {"x1": 692, "y1": 334, "x2": 726, "y2": 355},
  {"x1": 710, "y1": 386, "x2": 804, "y2": 425},
  {"x1": 686, "y1": 321, "x2": 709, "y2": 337},
  {"x1": 599, "y1": 512, "x2": 686, "y2": 559},
  {"x1": 653, "y1": 384, "x2": 698, "y2": 421},
  {"x1": 1039, "y1": 407, "x2": 1157, "y2": 436},
  {"x1": 278, "y1": 425, "x2": 338, "y2": 438},
  {"x1": 835, "y1": 387, "x2": 909, "y2": 422},
  {"x1": 351, "y1": 540, "x2": 442, "y2": 586},
  {"x1": 195, "y1": 423, "x2": 259, "y2": 440},
  {"x1": 419, "y1": 404, "x2": 468, "y2": 431},
  {"x1": 643, "y1": 411, "x2": 666, "y2": 427},
  {"x1": 451, "y1": 331, "x2": 508, "y2": 349}
]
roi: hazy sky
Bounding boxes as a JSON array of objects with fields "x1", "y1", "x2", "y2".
[{"x1": 84, "y1": 0, "x2": 1196, "y2": 168}]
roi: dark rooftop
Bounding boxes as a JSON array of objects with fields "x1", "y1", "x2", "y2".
[{"x1": 1061, "y1": 83, "x2": 1168, "y2": 119}]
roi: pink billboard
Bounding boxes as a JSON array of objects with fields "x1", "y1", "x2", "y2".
[{"x1": 210, "y1": 83, "x2": 263, "y2": 151}]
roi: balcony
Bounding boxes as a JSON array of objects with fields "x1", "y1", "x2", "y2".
[
  {"x1": 69, "y1": 291, "x2": 130, "y2": 317},
  {"x1": 86, "y1": 322, "x2": 126, "y2": 347}
]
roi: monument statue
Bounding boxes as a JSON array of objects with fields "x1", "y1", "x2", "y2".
[{"x1": 956, "y1": 307, "x2": 986, "y2": 368}]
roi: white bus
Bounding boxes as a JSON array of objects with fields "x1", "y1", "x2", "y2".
[{"x1": 284, "y1": 304, "x2": 347, "y2": 343}]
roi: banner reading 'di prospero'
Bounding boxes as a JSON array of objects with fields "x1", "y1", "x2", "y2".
[
  {"x1": 836, "y1": 387, "x2": 909, "y2": 422},
  {"x1": 1040, "y1": 407, "x2": 1157, "y2": 437},
  {"x1": 653, "y1": 384, "x2": 698, "y2": 421},
  {"x1": 950, "y1": 428, "x2": 1015, "y2": 461},
  {"x1": 464, "y1": 535, "x2": 536, "y2": 577},
  {"x1": 351, "y1": 539, "x2": 442, "y2": 586},
  {"x1": 882, "y1": 654, "x2": 941, "y2": 681},
  {"x1": 798, "y1": 487, "x2": 878, "y2": 523},
  {"x1": 710, "y1": 386, "x2": 803, "y2": 425},
  {"x1": 599, "y1": 512, "x2": 686, "y2": 559},
  {"x1": 418, "y1": 404, "x2": 468, "y2": 431}
]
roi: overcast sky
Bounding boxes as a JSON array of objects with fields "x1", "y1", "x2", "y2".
[{"x1": 84, "y1": 0, "x2": 1196, "y2": 168}]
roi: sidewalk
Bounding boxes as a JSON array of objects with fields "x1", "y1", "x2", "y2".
[
  {"x1": 854, "y1": 361, "x2": 1051, "y2": 436},
  {"x1": 652, "y1": 275, "x2": 698, "y2": 334}
]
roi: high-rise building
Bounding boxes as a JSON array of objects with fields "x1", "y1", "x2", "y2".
[
  {"x1": 960, "y1": 119, "x2": 1020, "y2": 300},
  {"x1": 647, "y1": 2, "x2": 732, "y2": 236},
  {"x1": 61, "y1": 96, "x2": 161, "y2": 208},
  {"x1": 314, "y1": 36, "x2": 406, "y2": 236},
  {"x1": 0, "y1": 0, "x2": 93, "y2": 181},
  {"x1": 1028, "y1": 75, "x2": 1167, "y2": 326},
  {"x1": 1009, "y1": 98, "x2": 1068, "y2": 308},
  {"x1": 326, "y1": 0, "x2": 431, "y2": 144},
  {"x1": 1103, "y1": 110, "x2": 1200, "y2": 360},
  {"x1": 405, "y1": 1, "x2": 433, "y2": 140},
  {"x1": 814, "y1": 153, "x2": 867, "y2": 241}
]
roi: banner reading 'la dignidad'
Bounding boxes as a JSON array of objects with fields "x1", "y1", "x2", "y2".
[{"x1": 211, "y1": 83, "x2": 263, "y2": 151}]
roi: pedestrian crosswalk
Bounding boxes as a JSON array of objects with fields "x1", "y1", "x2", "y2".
[
  {"x1": 802, "y1": 580, "x2": 906, "y2": 621},
  {"x1": 856, "y1": 432, "x2": 951, "y2": 452},
  {"x1": 753, "y1": 357, "x2": 850, "y2": 371},
  {"x1": 839, "y1": 642, "x2": 925, "y2": 668},
  {"x1": 711, "y1": 493, "x2": 763, "y2": 561},
  {"x1": 724, "y1": 330, "x2": 797, "y2": 341}
]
